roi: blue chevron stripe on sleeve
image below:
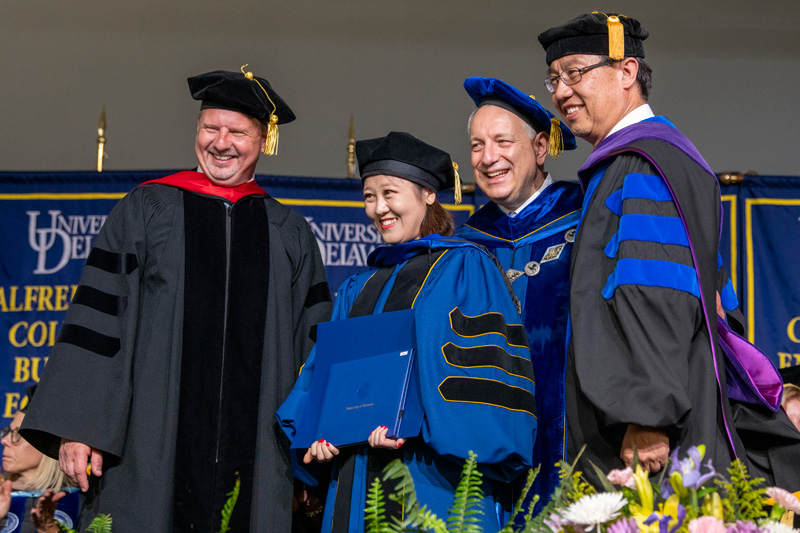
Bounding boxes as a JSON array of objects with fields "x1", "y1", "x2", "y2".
[
  {"x1": 604, "y1": 214, "x2": 689, "y2": 258},
  {"x1": 721, "y1": 278, "x2": 739, "y2": 311},
  {"x1": 602, "y1": 258, "x2": 701, "y2": 300},
  {"x1": 621, "y1": 173, "x2": 673, "y2": 202}
]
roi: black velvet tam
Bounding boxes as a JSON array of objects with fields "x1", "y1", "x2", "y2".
[
  {"x1": 188, "y1": 69, "x2": 296, "y2": 125},
  {"x1": 538, "y1": 12, "x2": 649, "y2": 65},
  {"x1": 356, "y1": 132, "x2": 455, "y2": 192},
  {"x1": 781, "y1": 365, "x2": 800, "y2": 387}
]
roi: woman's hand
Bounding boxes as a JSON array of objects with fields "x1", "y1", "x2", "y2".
[
  {"x1": 368, "y1": 426, "x2": 405, "y2": 450},
  {"x1": 0, "y1": 479, "x2": 11, "y2": 519},
  {"x1": 303, "y1": 439, "x2": 340, "y2": 464},
  {"x1": 31, "y1": 489, "x2": 66, "y2": 533}
]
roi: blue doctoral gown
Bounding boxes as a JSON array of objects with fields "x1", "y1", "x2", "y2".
[
  {"x1": 277, "y1": 235, "x2": 537, "y2": 532},
  {"x1": 457, "y1": 180, "x2": 582, "y2": 499}
]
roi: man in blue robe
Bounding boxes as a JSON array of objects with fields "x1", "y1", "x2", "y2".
[
  {"x1": 456, "y1": 77, "x2": 581, "y2": 499},
  {"x1": 538, "y1": 12, "x2": 800, "y2": 489}
]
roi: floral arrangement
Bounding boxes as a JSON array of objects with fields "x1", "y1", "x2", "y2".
[{"x1": 365, "y1": 446, "x2": 800, "y2": 533}]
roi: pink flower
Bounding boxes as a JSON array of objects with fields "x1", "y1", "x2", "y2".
[
  {"x1": 689, "y1": 516, "x2": 727, "y2": 533},
  {"x1": 607, "y1": 467, "x2": 636, "y2": 489},
  {"x1": 766, "y1": 487, "x2": 800, "y2": 514}
]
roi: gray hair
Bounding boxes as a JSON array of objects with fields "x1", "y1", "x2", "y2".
[{"x1": 467, "y1": 107, "x2": 537, "y2": 140}]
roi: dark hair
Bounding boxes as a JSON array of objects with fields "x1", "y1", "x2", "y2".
[
  {"x1": 419, "y1": 200, "x2": 455, "y2": 238},
  {"x1": 636, "y1": 58, "x2": 652, "y2": 101},
  {"x1": 600, "y1": 56, "x2": 652, "y2": 101}
]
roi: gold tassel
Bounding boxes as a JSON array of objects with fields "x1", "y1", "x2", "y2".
[
  {"x1": 548, "y1": 117, "x2": 564, "y2": 159},
  {"x1": 264, "y1": 114, "x2": 279, "y2": 155},
  {"x1": 452, "y1": 162, "x2": 462, "y2": 205},
  {"x1": 606, "y1": 14, "x2": 625, "y2": 60},
  {"x1": 241, "y1": 64, "x2": 280, "y2": 156}
]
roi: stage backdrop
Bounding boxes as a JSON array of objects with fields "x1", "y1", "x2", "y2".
[
  {"x1": 2, "y1": 172, "x2": 798, "y2": 420},
  {"x1": 720, "y1": 175, "x2": 800, "y2": 372},
  {"x1": 0, "y1": 171, "x2": 478, "y2": 419}
]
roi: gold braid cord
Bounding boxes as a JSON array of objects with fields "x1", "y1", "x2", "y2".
[
  {"x1": 452, "y1": 162, "x2": 462, "y2": 205},
  {"x1": 241, "y1": 64, "x2": 279, "y2": 155}
]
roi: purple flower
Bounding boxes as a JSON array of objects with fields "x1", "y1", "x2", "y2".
[
  {"x1": 726, "y1": 521, "x2": 764, "y2": 533},
  {"x1": 671, "y1": 446, "x2": 717, "y2": 490},
  {"x1": 608, "y1": 516, "x2": 639, "y2": 533},
  {"x1": 644, "y1": 504, "x2": 686, "y2": 533}
]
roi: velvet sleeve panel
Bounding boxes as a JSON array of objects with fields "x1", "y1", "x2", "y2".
[
  {"x1": 21, "y1": 185, "x2": 178, "y2": 458},
  {"x1": 574, "y1": 153, "x2": 715, "y2": 432}
]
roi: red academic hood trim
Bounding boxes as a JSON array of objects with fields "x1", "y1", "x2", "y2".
[{"x1": 142, "y1": 171, "x2": 267, "y2": 203}]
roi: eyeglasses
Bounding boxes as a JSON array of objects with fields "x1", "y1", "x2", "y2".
[
  {"x1": 544, "y1": 59, "x2": 618, "y2": 94},
  {"x1": 1, "y1": 426, "x2": 22, "y2": 444}
]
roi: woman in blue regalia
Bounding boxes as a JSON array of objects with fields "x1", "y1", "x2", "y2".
[{"x1": 277, "y1": 132, "x2": 537, "y2": 532}]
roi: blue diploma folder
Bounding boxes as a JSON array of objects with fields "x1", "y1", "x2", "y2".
[{"x1": 291, "y1": 309, "x2": 423, "y2": 449}]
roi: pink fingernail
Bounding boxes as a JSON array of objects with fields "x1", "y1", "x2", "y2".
[
  {"x1": 397, "y1": 442, "x2": 403, "y2": 448},
  {"x1": 326, "y1": 443, "x2": 330, "y2": 447},
  {"x1": 318, "y1": 439, "x2": 324, "y2": 443}
]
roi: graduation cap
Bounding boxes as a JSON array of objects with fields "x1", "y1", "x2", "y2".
[
  {"x1": 780, "y1": 365, "x2": 800, "y2": 388},
  {"x1": 188, "y1": 65, "x2": 295, "y2": 155},
  {"x1": 464, "y1": 76, "x2": 576, "y2": 158},
  {"x1": 538, "y1": 11, "x2": 649, "y2": 66},
  {"x1": 356, "y1": 131, "x2": 462, "y2": 203}
]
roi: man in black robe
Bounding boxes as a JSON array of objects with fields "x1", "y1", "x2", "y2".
[
  {"x1": 537, "y1": 13, "x2": 800, "y2": 487},
  {"x1": 21, "y1": 68, "x2": 332, "y2": 531}
]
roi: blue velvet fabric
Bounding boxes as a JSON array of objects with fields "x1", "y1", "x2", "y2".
[{"x1": 457, "y1": 180, "x2": 583, "y2": 503}]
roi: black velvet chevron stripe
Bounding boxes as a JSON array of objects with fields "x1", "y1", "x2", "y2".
[
  {"x1": 57, "y1": 324, "x2": 121, "y2": 358},
  {"x1": 449, "y1": 308, "x2": 528, "y2": 347},
  {"x1": 304, "y1": 281, "x2": 332, "y2": 309},
  {"x1": 439, "y1": 377, "x2": 536, "y2": 416},
  {"x1": 85, "y1": 248, "x2": 138, "y2": 275},
  {"x1": 383, "y1": 250, "x2": 445, "y2": 312},
  {"x1": 442, "y1": 343, "x2": 534, "y2": 382},
  {"x1": 348, "y1": 267, "x2": 395, "y2": 317},
  {"x1": 71, "y1": 285, "x2": 128, "y2": 316}
]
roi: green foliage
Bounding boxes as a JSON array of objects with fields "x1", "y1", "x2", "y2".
[
  {"x1": 446, "y1": 451, "x2": 485, "y2": 533},
  {"x1": 217, "y1": 475, "x2": 241, "y2": 533},
  {"x1": 714, "y1": 459, "x2": 767, "y2": 523},
  {"x1": 499, "y1": 467, "x2": 539, "y2": 533},
  {"x1": 365, "y1": 477, "x2": 391, "y2": 533},
  {"x1": 86, "y1": 514, "x2": 113, "y2": 533}
]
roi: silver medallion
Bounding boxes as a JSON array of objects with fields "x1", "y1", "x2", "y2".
[
  {"x1": 524, "y1": 261, "x2": 540, "y2": 277},
  {"x1": 565, "y1": 229, "x2": 576, "y2": 243}
]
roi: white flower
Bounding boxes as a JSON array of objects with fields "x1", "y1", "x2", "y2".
[
  {"x1": 760, "y1": 520, "x2": 798, "y2": 533},
  {"x1": 561, "y1": 493, "x2": 627, "y2": 532}
]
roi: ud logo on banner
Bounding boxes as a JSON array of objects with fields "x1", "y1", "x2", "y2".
[{"x1": 27, "y1": 210, "x2": 107, "y2": 275}]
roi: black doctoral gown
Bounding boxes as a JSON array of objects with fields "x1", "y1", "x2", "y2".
[{"x1": 21, "y1": 171, "x2": 332, "y2": 532}]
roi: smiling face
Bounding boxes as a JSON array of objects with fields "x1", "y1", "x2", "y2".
[
  {"x1": 363, "y1": 175, "x2": 436, "y2": 244},
  {"x1": 1, "y1": 412, "x2": 42, "y2": 487},
  {"x1": 549, "y1": 54, "x2": 642, "y2": 147},
  {"x1": 194, "y1": 108, "x2": 266, "y2": 187},
  {"x1": 469, "y1": 105, "x2": 548, "y2": 211}
]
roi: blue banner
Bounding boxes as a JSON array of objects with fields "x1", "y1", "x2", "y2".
[
  {"x1": 721, "y1": 175, "x2": 800, "y2": 370},
  {"x1": 0, "y1": 171, "x2": 477, "y2": 420}
]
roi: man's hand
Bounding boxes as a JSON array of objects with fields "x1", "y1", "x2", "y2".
[
  {"x1": 59, "y1": 439, "x2": 103, "y2": 492},
  {"x1": 31, "y1": 489, "x2": 66, "y2": 533},
  {"x1": 620, "y1": 424, "x2": 669, "y2": 473}
]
